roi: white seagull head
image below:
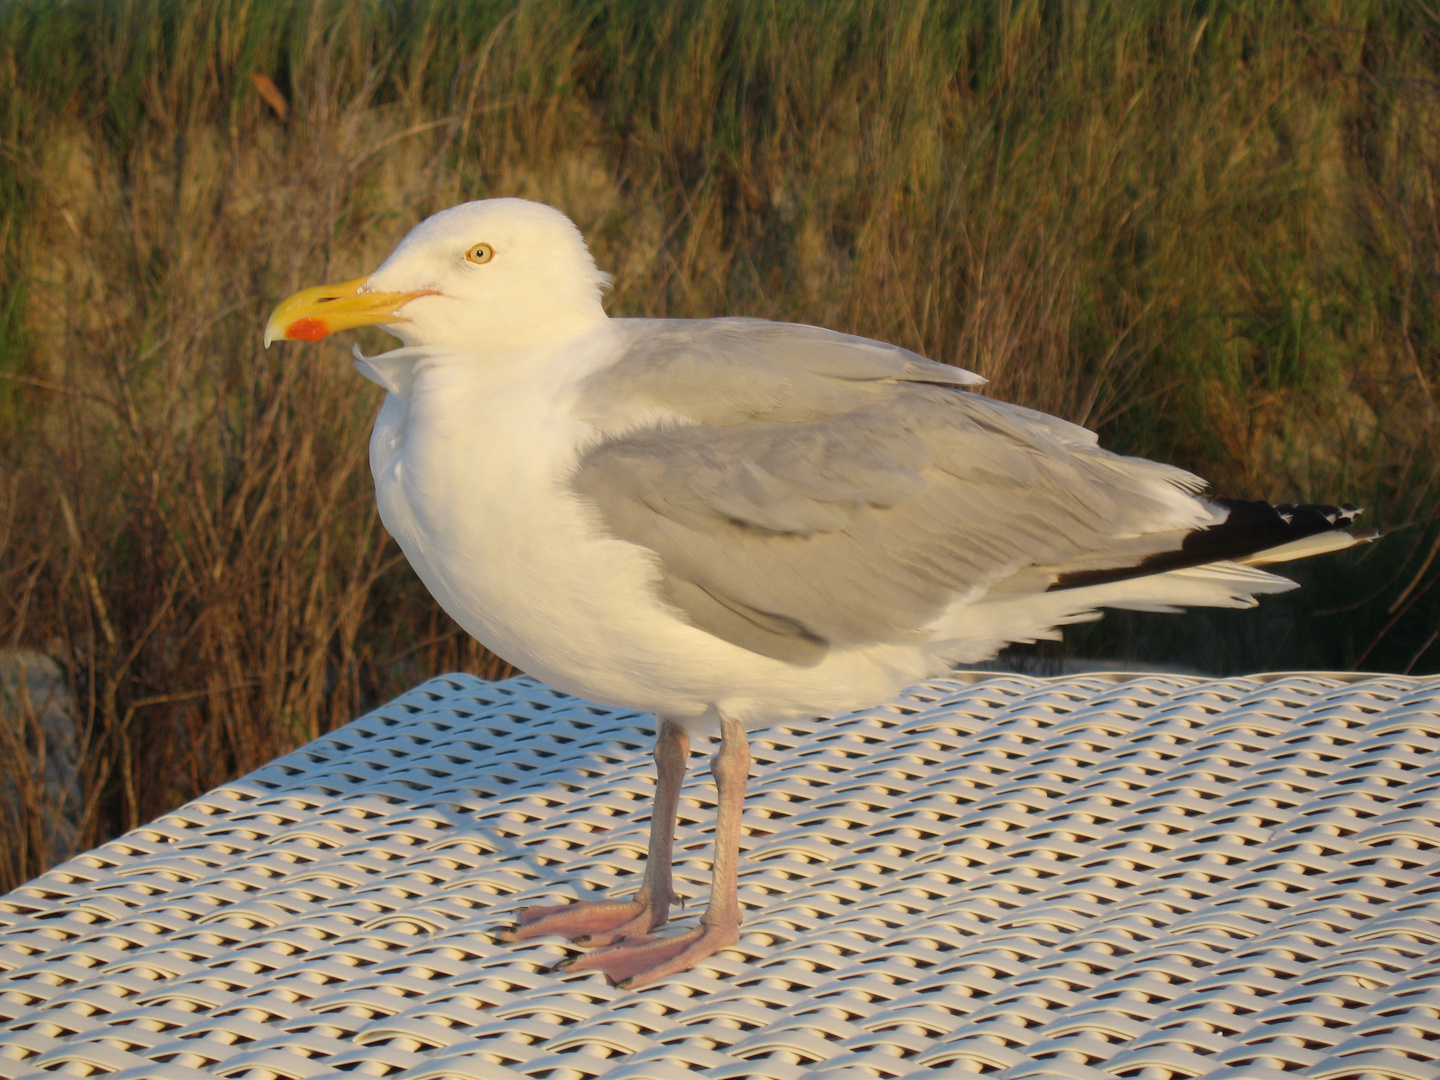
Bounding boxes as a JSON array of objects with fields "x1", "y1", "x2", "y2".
[{"x1": 265, "y1": 198, "x2": 611, "y2": 350}]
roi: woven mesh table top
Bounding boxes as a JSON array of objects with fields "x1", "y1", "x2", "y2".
[{"x1": 0, "y1": 672, "x2": 1437, "y2": 1080}]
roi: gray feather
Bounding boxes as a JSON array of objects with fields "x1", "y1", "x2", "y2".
[{"x1": 572, "y1": 318, "x2": 1202, "y2": 664}]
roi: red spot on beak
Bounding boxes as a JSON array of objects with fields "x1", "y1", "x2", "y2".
[{"x1": 287, "y1": 317, "x2": 329, "y2": 341}]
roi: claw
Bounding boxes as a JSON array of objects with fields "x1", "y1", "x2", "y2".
[
  {"x1": 563, "y1": 923, "x2": 739, "y2": 988},
  {"x1": 494, "y1": 897, "x2": 667, "y2": 944}
]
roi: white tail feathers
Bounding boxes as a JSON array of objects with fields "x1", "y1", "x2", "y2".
[{"x1": 1240, "y1": 528, "x2": 1377, "y2": 566}]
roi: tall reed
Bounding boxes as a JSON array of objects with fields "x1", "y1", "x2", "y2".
[{"x1": 0, "y1": 0, "x2": 1436, "y2": 889}]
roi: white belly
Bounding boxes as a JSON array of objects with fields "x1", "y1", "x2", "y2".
[
  {"x1": 367, "y1": 350, "x2": 947, "y2": 729},
  {"x1": 373, "y1": 378, "x2": 647, "y2": 694}
]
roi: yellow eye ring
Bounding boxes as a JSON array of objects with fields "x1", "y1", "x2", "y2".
[{"x1": 466, "y1": 242, "x2": 495, "y2": 265}]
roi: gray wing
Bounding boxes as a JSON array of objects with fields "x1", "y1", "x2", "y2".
[
  {"x1": 579, "y1": 317, "x2": 984, "y2": 429},
  {"x1": 573, "y1": 318, "x2": 1207, "y2": 665}
]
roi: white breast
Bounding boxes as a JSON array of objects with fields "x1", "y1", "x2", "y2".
[
  {"x1": 364, "y1": 342, "x2": 706, "y2": 717},
  {"x1": 364, "y1": 340, "x2": 952, "y2": 729}
]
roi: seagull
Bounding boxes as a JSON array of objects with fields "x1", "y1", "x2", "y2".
[{"x1": 266, "y1": 197, "x2": 1371, "y2": 988}]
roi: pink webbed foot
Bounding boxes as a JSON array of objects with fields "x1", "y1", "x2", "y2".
[
  {"x1": 495, "y1": 895, "x2": 669, "y2": 947},
  {"x1": 497, "y1": 715, "x2": 748, "y2": 990},
  {"x1": 562, "y1": 920, "x2": 740, "y2": 989}
]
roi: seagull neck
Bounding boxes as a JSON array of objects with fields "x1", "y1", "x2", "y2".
[
  {"x1": 421, "y1": 305, "x2": 607, "y2": 356},
  {"x1": 395, "y1": 318, "x2": 617, "y2": 393}
]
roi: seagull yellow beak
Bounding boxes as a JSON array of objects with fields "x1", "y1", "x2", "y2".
[{"x1": 263, "y1": 277, "x2": 434, "y2": 346}]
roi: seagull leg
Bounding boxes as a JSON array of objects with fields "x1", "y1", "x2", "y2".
[
  {"x1": 497, "y1": 719, "x2": 689, "y2": 945},
  {"x1": 563, "y1": 714, "x2": 750, "y2": 988}
]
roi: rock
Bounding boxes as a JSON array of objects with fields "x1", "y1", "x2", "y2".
[{"x1": 0, "y1": 650, "x2": 81, "y2": 856}]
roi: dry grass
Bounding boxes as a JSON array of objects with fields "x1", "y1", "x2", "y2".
[{"x1": 0, "y1": 0, "x2": 1437, "y2": 887}]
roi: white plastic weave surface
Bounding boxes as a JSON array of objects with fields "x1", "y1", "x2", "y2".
[{"x1": 0, "y1": 672, "x2": 1437, "y2": 1080}]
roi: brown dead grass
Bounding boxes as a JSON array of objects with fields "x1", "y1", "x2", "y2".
[{"x1": 0, "y1": 0, "x2": 1437, "y2": 888}]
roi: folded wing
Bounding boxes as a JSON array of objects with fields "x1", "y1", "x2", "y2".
[{"x1": 572, "y1": 319, "x2": 1335, "y2": 665}]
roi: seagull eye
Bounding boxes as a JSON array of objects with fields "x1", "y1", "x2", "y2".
[{"x1": 466, "y1": 242, "x2": 495, "y2": 265}]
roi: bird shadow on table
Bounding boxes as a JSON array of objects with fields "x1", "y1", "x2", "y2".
[
  {"x1": 126, "y1": 676, "x2": 767, "y2": 943},
  {"x1": 104, "y1": 672, "x2": 893, "y2": 963}
]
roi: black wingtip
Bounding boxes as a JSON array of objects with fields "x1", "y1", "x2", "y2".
[{"x1": 1049, "y1": 498, "x2": 1367, "y2": 592}]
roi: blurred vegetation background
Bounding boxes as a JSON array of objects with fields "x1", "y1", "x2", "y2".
[{"x1": 0, "y1": 0, "x2": 1437, "y2": 888}]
